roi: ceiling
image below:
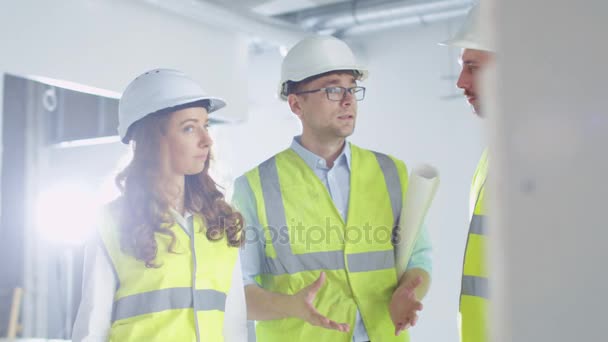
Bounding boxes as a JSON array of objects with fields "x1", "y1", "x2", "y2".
[
  {"x1": 207, "y1": 0, "x2": 474, "y2": 36},
  {"x1": 139, "y1": 0, "x2": 474, "y2": 47},
  {"x1": 247, "y1": 0, "x2": 351, "y2": 16}
]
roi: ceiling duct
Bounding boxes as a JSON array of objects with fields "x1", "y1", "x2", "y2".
[
  {"x1": 276, "y1": 0, "x2": 473, "y2": 36},
  {"x1": 342, "y1": 7, "x2": 470, "y2": 36}
]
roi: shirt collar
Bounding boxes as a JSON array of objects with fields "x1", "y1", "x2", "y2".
[
  {"x1": 169, "y1": 208, "x2": 192, "y2": 229},
  {"x1": 290, "y1": 136, "x2": 351, "y2": 170}
]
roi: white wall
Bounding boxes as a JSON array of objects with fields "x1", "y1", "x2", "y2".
[
  {"x1": 212, "y1": 46, "x2": 300, "y2": 184},
  {"x1": 0, "y1": 0, "x2": 249, "y2": 121},
  {"x1": 219, "y1": 21, "x2": 484, "y2": 342}
]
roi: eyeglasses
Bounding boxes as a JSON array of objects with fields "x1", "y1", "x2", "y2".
[{"x1": 294, "y1": 86, "x2": 366, "y2": 101}]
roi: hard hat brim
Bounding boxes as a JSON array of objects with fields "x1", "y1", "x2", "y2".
[
  {"x1": 439, "y1": 38, "x2": 493, "y2": 52},
  {"x1": 120, "y1": 96, "x2": 227, "y2": 144},
  {"x1": 278, "y1": 66, "x2": 368, "y2": 101},
  {"x1": 286, "y1": 65, "x2": 368, "y2": 83}
]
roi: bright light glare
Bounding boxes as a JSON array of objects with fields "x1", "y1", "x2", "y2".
[
  {"x1": 35, "y1": 182, "x2": 101, "y2": 245},
  {"x1": 278, "y1": 45, "x2": 288, "y2": 57}
]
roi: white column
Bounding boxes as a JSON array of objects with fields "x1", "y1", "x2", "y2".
[{"x1": 489, "y1": 0, "x2": 608, "y2": 341}]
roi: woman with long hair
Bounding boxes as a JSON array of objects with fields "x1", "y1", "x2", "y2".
[{"x1": 72, "y1": 69, "x2": 246, "y2": 341}]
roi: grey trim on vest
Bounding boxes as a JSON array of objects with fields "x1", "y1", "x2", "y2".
[
  {"x1": 247, "y1": 320, "x2": 257, "y2": 342},
  {"x1": 112, "y1": 288, "x2": 227, "y2": 322},
  {"x1": 259, "y1": 157, "x2": 293, "y2": 257},
  {"x1": 461, "y1": 275, "x2": 489, "y2": 300},
  {"x1": 262, "y1": 250, "x2": 345, "y2": 275},
  {"x1": 347, "y1": 250, "x2": 395, "y2": 273},
  {"x1": 459, "y1": 179, "x2": 488, "y2": 311},
  {"x1": 196, "y1": 288, "x2": 227, "y2": 311},
  {"x1": 469, "y1": 214, "x2": 486, "y2": 235},
  {"x1": 372, "y1": 151, "x2": 402, "y2": 226},
  {"x1": 179, "y1": 215, "x2": 193, "y2": 238},
  {"x1": 188, "y1": 215, "x2": 202, "y2": 342},
  {"x1": 257, "y1": 153, "x2": 402, "y2": 275}
]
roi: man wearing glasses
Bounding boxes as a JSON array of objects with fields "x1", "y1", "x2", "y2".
[{"x1": 232, "y1": 35, "x2": 432, "y2": 342}]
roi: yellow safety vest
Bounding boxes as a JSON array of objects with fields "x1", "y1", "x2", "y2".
[
  {"x1": 245, "y1": 144, "x2": 410, "y2": 342},
  {"x1": 99, "y1": 202, "x2": 238, "y2": 342},
  {"x1": 460, "y1": 149, "x2": 489, "y2": 342}
]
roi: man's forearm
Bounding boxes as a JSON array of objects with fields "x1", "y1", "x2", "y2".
[
  {"x1": 398, "y1": 268, "x2": 431, "y2": 300},
  {"x1": 245, "y1": 284, "x2": 296, "y2": 320}
]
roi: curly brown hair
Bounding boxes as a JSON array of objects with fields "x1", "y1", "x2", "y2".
[{"x1": 115, "y1": 109, "x2": 243, "y2": 268}]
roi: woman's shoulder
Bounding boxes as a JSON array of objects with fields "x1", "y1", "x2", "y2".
[
  {"x1": 102, "y1": 196, "x2": 126, "y2": 215},
  {"x1": 96, "y1": 196, "x2": 127, "y2": 233}
]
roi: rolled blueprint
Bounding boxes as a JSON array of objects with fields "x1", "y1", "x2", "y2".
[{"x1": 395, "y1": 164, "x2": 440, "y2": 279}]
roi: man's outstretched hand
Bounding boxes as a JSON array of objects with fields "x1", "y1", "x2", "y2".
[
  {"x1": 293, "y1": 272, "x2": 350, "y2": 333},
  {"x1": 389, "y1": 275, "x2": 424, "y2": 336}
]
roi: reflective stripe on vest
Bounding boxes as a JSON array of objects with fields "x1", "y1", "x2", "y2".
[
  {"x1": 99, "y1": 205, "x2": 237, "y2": 342},
  {"x1": 257, "y1": 152, "x2": 401, "y2": 274},
  {"x1": 469, "y1": 214, "x2": 486, "y2": 235},
  {"x1": 460, "y1": 150, "x2": 489, "y2": 342},
  {"x1": 113, "y1": 288, "x2": 226, "y2": 322},
  {"x1": 461, "y1": 275, "x2": 489, "y2": 300},
  {"x1": 461, "y1": 213, "x2": 488, "y2": 300}
]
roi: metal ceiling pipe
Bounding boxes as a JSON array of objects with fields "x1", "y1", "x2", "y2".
[
  {"x1": 341, "y1": 7, "x2": 470, "y2": 36},
  {"x1": 325, "y1": 0, "x2": 471, "y2": 29},
  {"x1": 277, "y1": 0, "x2": 472, "y2": 31}
]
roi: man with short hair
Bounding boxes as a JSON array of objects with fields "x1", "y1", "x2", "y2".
[{"x1": 233, "y1": 35, "x2": 433, "y2": 342}]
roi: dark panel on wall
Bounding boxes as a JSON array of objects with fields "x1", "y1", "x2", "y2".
[
  {"x1": 0, "y1": 74, "x2": 28, "y2": 336},
  {"x1": 45, "y1": 87, "x2": 119, "y2": 144}
]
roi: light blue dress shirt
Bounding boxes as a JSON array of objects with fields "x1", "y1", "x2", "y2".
[{"x1": 232, "y1": 137, "x2": 432, "y2": 342}]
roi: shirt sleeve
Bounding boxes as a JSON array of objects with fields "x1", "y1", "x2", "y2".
[
  {"x1": 71, "y1": 235, "x2": 116, "y2": 342},
  {"x1": 405, "y1": 222, "x2": 433, "y2": 276},
  {"x1": 231, "y1": 175, "x2": 266, "y2": 287},
  {"x1": 223, "y1": 253, "x2": 248, "y2": 342}
]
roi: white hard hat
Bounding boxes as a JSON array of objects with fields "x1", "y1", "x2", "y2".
[
  {"x1": 118, "y1": 68, "x2": 226, "y2": 143},
  {"x1": 440, "y1": 4, "x2": 494, "y2": 52},
  {"x1": 278, "y1": 35, "x2": 368, "y2": 100}
]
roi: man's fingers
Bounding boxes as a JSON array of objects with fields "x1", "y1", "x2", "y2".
[
  {"x1": 395, "y1": 322, "x2": 411, "y2": 336},
  {"x1": 310, "y1": 312, "x2": 328, "y2": 327},
  {"x1": 410, "y1": 314, "x2": 419, "y2": 327},
  {"x1": 338, "y1": 323, "x2": 350, "y2": 332},
  {"x1": 405, "y1": 291, "x2": 423, "y2": 311},
  {"x1": 394, "y1": 312, "x2": 420, "y2": 336},
  {"x1": 328, "y1": 320, "x2": 350, "y2": 332},
  {"x1": 308, "y1": 272, "x2": 326, "y2": 295},
  {"x1": 326, "y1": 319, "x2": 347, "y2": 332},
  {"x1": 301, "y1": 274, "x2": 349, "y2": 334},
  {"x1": 394, "y1": 322, "x2": 403, "y2": 336},
  {"x1": 311, "y1": 312, "x2": 349, "y2": 332},
  {"x1": 408, "y1": 275, "x2": 423, "y2": 290}
]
